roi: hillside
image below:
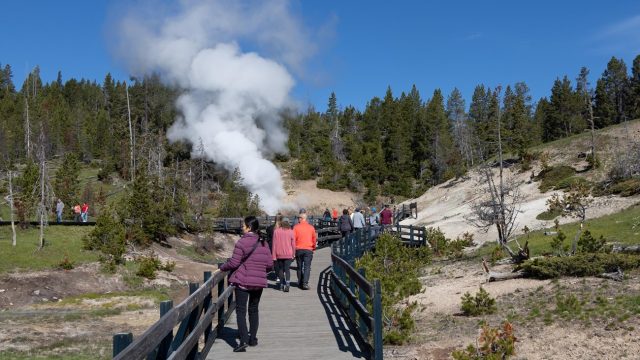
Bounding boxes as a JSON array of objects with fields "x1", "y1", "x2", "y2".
[{"x1": 400, "y1": 120, "x2": 640, "y2": 245}]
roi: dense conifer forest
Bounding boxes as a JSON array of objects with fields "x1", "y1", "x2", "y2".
[{"x1": 0, "y1": 54, "x2": 639, "y2": 214}]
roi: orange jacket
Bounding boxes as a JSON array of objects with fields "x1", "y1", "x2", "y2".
[{"x1": 293, "y1": 220, "x2": 317, "y2": 251}]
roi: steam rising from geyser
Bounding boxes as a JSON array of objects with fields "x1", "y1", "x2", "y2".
[{"x1": 114, "y1": 0, "x2": 313, "y2": 213}]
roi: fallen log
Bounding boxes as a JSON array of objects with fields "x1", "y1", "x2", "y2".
[
  {"x1": 482, "y1": 258, "x2": 526, "y2": 282},
  {"x1": 611, "y1": 244, "x2": 640, "y2": 254},
  {"x1": 597, "y1": 267, "x2": 624, "y2": 281},
  {"x1": 487, "y1": 270, "x2": 525, "y2": 282}
]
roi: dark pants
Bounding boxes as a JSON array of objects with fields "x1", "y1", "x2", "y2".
[
  {"x1": 341, "y1": 230, "x2": 351, "y2": 238},
  {"x1": 295, "y1": 249, "x2": 313, "y2": 286},
  {"x1": 275, "y1": 258, "x2": 293, "y2": 284},
  {"x1": 234, "y1": 287, "x2": 263, "y2": 345}
]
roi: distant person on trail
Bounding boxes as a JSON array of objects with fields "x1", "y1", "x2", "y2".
[
  {"x1": 352, "y1": 208, "x2": 366, "y2": 230},
  {"x1": 272, "y1": 216, "x2": 296, "y2": 292},
  {"x1": 332, "y1": 208, "x2": 338, "y2": 221},
  {"x1": 73, "y1": 204, "x2": 81, "y2": 222},
  {"x1": 293, "y1": 208, "x2": 306, "y2": 226},
  {"x1": 293, "y1": 213, "x2": 317, "y2": 290},
  {"x1": 323, "y1": 208, "x2": 332, "y2": 222},
  {"x1": 338, "y1": 209, "x2": 354, "y2": 238},
  {"x1": 369, "y1": 207, "x2": 379, "y2": 226},
  {"x1": 56, "y1": 199, "x2": 64, "y2": 223},
  {"x1": 380, "y1": 204, "x2": 394, "y2": 231},
  {"x1": 81, "y1": 203, "x2": 89, "y2": 222},
  {"x1": 219, "y1": 216, "x2": 273, "y2": 352}
]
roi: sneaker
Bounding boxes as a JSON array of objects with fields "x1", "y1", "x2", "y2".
[
  {"x1": 249, "y1": 338, "x2": 258, "y2": 347},
  {"x1": 284, "y1": 285, "x2": 290, "y2": 292},
  {"x1": 302, "y1": 284, "x2": 310, "y2": 290},
  {"x1": 233, "y1": 343, "x2": 248, "y2": 352}
]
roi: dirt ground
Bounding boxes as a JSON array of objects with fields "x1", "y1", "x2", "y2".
[
  {"x1": 385, "y1": 259, "x2": 640, "y2": 360},
  {"x1": 0, "y1": 231, "x2": 240, "y2": 358}
]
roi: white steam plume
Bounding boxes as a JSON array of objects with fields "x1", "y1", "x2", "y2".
[{"x1": 112, "y1": 0, "x2": 313, "y2": 213}]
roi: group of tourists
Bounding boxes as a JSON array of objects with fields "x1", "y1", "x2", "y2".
[
  {"x1": 55, "y1": 198, "x2": 90, "y2": 223},
  {"x1": 218, "y1": 210, "x2": 318, "y2": 352},
  {"x1": 218, "y1": 204, "x2": 395, "y2": 353}
]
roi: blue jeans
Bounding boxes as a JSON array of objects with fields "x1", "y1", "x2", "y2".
[
  {"x1": 295, "y1": 249, "x2": 313, "y2": 286},
  {"x1": 56, "y1": 212, "x2": 62, "y2": 223},
  {"x1": 81, "y1": 212, "x2": 88, "y2": 222}
]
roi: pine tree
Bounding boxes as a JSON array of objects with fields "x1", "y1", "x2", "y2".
[
  {"x1": 595, "y1": 57, "x2": 630, "y2": 126},
  {"x1": 53, "y1": 153, "x2": 81, "y2": 215}
]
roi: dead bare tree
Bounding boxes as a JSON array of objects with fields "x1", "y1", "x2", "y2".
[
  {"x1": 468, "y1": 87, "x2": 528, "y2": 261},
  {"x1": 35, "y1": 125, "x2": 55, "y2": 249},
  {"x1": 125, "y1": 82, "x2": 135, "y2": 181},
  {"x1": 5, "y1": 170, "x2": 17, "y2": 246}
]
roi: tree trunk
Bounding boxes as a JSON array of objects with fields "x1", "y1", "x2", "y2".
[
  {"x1": 8, "y1": 171, "x2": 17, "y2": 246},
  {"x1": 126, "y1": 82, "x2": 135, "y2": 181}
]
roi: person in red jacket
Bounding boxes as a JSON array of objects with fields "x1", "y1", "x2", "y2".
[
  {"x1": 220, "y1": 216, "x2": 273, "y2": 352},
  {"x1": 271, "y1": 216, "x2": 296, "y2": 292},
  {"x1": 293, "y1": 213, "x2": 317, "y2": 290}
]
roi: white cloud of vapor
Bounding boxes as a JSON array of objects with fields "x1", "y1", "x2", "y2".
[{"x1": 112, "y1": 0, "x2": 313, "y2": 213}]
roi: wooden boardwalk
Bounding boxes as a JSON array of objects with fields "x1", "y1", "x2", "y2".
[{"x1": 207, "y1": 247, "x2": 368, "y2": 359}]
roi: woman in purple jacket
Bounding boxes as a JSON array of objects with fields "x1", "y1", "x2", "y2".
[{"x1": 220, "y1": 216, "x2": 273, "y2": 352}]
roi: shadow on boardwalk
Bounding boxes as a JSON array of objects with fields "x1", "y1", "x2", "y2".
[{"x1": 317, "y1": 266, "x2": 369, "y2": 359}]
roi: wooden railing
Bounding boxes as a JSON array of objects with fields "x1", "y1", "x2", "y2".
[
  {"x1": 330, "y1": 229, "x2": 383, "y2": 360},
  {"x1": 112, "y1": 270, "x2": 235, "y2": 360}
]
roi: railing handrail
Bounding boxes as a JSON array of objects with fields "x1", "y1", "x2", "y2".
[
  {"x1": 113, "y1": 269, "x2": 235, "y2": 360},
  {"x1": 330, "y1": 228, "x2": 383, "y2": 360}
]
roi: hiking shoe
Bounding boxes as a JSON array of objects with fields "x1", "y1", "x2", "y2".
[
  {"x1": 233, "y1": 343, "x2": 248, "y2": 352},
  {"x1": 284, "y1": 285, "x2": 290, "y2": 292},
  {"x1": 249, "y1": 339, "x2": 258, "y2": 347},
  {"x1": 302, "y1": 284, "x2": 310, "y2": 290}
]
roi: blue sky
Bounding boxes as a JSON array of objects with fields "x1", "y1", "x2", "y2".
[{"x1": 2, "y1": 1, "x2": 640, "y2": 111}]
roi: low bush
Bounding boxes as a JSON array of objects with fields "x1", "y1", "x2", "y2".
[
  {"x1": 554, "y1": 176, "x2": 592, "y2": 191},
  {"x1": 428, "y1": 228, "x2": 475, "y2": 257},
  {"x1": 608, "y1": 178, "x2": 640, "y2": 197},
  {"x1": 520, "y1": 253, "x2": 640, "y2": 279},
  {"x1": 537, "y1": 166, "x2": 576, "y2": 192},
  {"x1": 577, "y1": 230, "x2": 608, "y2": 253},
  {"x1": 452, "y1": 321, "x2": 517, "y2": 360},
  {"x1": 460, "y1": 287, "x2": 497, "y2": 316},
  {"x1": 356, "y1": 233, "x2": 430, "y2": 344},
  {"x1": 536, "y1": 208, "x2": 562, "y2": 221},
  {"x1": 58, "y1": 255, "x2": 74, "y2": 270},
  {"x1": 136, "y1": 255, "x2": 176, "y2": 279}
]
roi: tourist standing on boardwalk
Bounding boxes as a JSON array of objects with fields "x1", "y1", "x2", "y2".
[
  {"x1": 352, "y1": 208, "x2": 366, "y2": 230},
  {"x1": 323, "y1": 208, "x2": 332, "y2": 221},
  {"x1": 73, "y1": 204, "x2": 81, "y2": 222},
  {"x1": 338, "y1": 209, "x2": 354, "y2": 238},
  {"x1": 332, "y1": 208, "x2": 338, "y2": 221},
  {"x1": 293, "y1": 213, "x2": 317, "y2": 290},
  {"x1": 380, "y1": 204, "x2": 394, "y2": 231},
  {"x1": 55, "y1": 199, "x2": 64, "y2": 223},
  {"x1": 272, "y1": 216, "x2": 295, "y2": 292},
  {"x1": 369, "y1": 207, "x2": 380, "y2": 237},
  {"x1": 219, "y1": 216, "x2": 273, "y2": 352},
  {"x1": 81, "y1": 202, "x2": 89, "y2": 222}
]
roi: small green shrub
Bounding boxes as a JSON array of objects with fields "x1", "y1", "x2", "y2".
[
  {"x1": 461, "y1": 287, "x2": 497, "y2": 316},
  {"x1": 609, "y1": 178, "x2": 640, "y2": 197},
  {"x1": 577, "y1": 230, "x2": 608, "y2": 253},
  {"x1": 489, "y1": 245, "x2": 505, "y2": 265},
  {"x1": 427, "y1": 228, "x2": 474, "y2": 257},
  {"x1": 355, "y1": 234, "x2": 431, "y2": 344},
  {"x1": 549, "y1": 221, "x2": 567, "y2": 256},
  {"x1": 554, "y1": 176, "x2": 592, "y2": 191},
  {"x1": 537, "y1": 165, "x2": 576, "y2": 192},
  {"x1": 520, "y1": 253, "x2": 640, "y2": 279},
  {"x1": 536, "y1": 208, "x2": 562, "y2": 221},
  {"x1": 58, "y1": 255, "x2": 74, "y2": 270},
  {"x1": 135, "y1": 255, "x2": 175, "y2": 279},
  {"x1": 452, "y1": 321, "x2": 516, "y2": 360}
]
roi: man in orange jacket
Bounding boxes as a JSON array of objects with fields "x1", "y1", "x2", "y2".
[{"x1": 293, "y1": 213, "x2": 317, "y2": 290}]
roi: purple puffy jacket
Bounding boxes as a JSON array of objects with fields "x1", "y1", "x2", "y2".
[{"x1": 220, "y1": 232, "x2": 273, "y2": 288}]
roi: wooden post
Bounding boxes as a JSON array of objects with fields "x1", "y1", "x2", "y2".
[
  {"x1": 372, "y1": 279, "x2": 383, "y2": 360},
  {"x1": 357, "y1": 268, "x2": 368, "y2": 338},
  {"x1": 157, "y1": 301, "x2": 174, "y2": 360},
  {"x1": 113, "y1": 332, "x2": 133, "y2": 358},
  {"x1": 422, "y1": 226, "x2": 427, "y2": 247},
  {"x1": 409, "y1": 225, "x2": 414, "y2": 246},
  {"x1": 203, "y1": 271, "x2": 213, "y2": 343}
]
